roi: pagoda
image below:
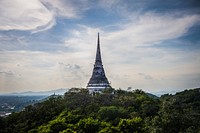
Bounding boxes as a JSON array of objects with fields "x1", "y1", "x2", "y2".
[{"x1": 87, "y1": 33, "x2": 111, "y2": 92}]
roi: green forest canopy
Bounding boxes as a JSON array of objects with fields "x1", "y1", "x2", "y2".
[{"x1": 0, "y1": 88, "x2": 200, "y2": 133}]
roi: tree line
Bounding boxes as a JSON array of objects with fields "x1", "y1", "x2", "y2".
[{"x1": 0, "y1": 88, "x2": 200, "y2": 133}]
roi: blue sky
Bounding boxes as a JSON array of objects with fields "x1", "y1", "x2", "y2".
[{"x1": 0, "y1": 0, "x2": 200, "y2": 94}]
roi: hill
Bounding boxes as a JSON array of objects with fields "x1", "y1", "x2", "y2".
[
  {"x1": 0, "y1": 95, "x2": 47, "y2": 118},
  {"x1": 2, "y1": 88, "x2": 68, "y2": 96},
  {"x1": 0, "y1": 88, "x2": 199, "y2": 133}
]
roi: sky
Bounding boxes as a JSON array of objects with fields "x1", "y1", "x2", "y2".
[{"x1": 0, "y1": 0, "x2": 200, "y2": 94}]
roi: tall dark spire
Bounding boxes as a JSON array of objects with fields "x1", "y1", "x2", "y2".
[
  {"x1": 87, "y1": 33, "x2": 111, "y2": 92},
  {"x1": 95, "y1": 32, "x2": 102, "y2": 64}
]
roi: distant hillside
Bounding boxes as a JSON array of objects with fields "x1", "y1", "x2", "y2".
[
  {"x1": 0, "y1": 95, "x2": 46, "y2": 114},
  {"x1": 3, "y1": 88, "x2": 68, "y2": 96},
  {"x1": 150, "y1": 90, "x2": 177, "y2": 97},
  {"x1": 146, "y1": 92, "x2": 158, "y2": 98}
]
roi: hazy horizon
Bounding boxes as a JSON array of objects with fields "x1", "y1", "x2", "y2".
[
  {"x1": 0, "y1": 87, "x2": 179, "y2": 97},
  {"x1": 0, "y1": 0, "x2": 200, "y2": 94}
]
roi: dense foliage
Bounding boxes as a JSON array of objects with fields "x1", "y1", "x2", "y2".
[{"x1": 0, "y1": 88, "x2": 200, "y2": 133}]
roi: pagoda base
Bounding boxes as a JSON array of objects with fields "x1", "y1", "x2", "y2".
[{"x1": 87, "y1": 83, "x2": 111, "y2": 93}]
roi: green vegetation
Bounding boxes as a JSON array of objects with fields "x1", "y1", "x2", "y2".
[{"x1": 0, "y1": 88, "x2": 200, "y2": 133}]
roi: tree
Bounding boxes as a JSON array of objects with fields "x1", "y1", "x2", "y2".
[
  {"x1": 99, "y1": 126, "x2": 119, "y2": 133},
  {"x1": 117, "y1": 117, "x2": 147, "y2": 133},
  {"x1": 76, "y1": 117, "x2": 108, "y2": 133},
  {"x1": 49, "y1": 121, "x2": 68, "y2": 133},
  {"x1": 102, "y1": 88, "x2": 115, "y2": 94},
  {"x1": 97, "y1": 106, "x2": 128, "y2": 123}
]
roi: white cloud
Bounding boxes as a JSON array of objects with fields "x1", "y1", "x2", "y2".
[
  {"x1": 41, "y1": 0, "x2": 90, "y2": 18},
  {"x1": 65, "y1": 25, "x2": 102, "y2": 51},
  {"x1": 0, "y1": 0, "x2": 54, "y2": 31},
  {"x1": 104, "y1": 13, "x2": 200, "y2": 48},
  {"x1": 64, "y1": 13, "x2": 200, "y2": 64},
  {"x1": 0, "y1": 50, "x2": 91, "y2": 93},
  {"x1": 0, "y1": 0, "x2": 90, "y2": 32}
]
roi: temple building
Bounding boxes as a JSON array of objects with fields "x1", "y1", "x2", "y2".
[{"x1": 87, "y1": 33, "x2": 111, "y2": 93}]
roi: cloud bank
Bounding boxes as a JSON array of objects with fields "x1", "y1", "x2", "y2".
[
  {"x1": 0, "y1": 0, "x2": 199, "y2": 93},
  {"x1": 0, "y1": 0, "x2": 89, "y2": 33}
]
